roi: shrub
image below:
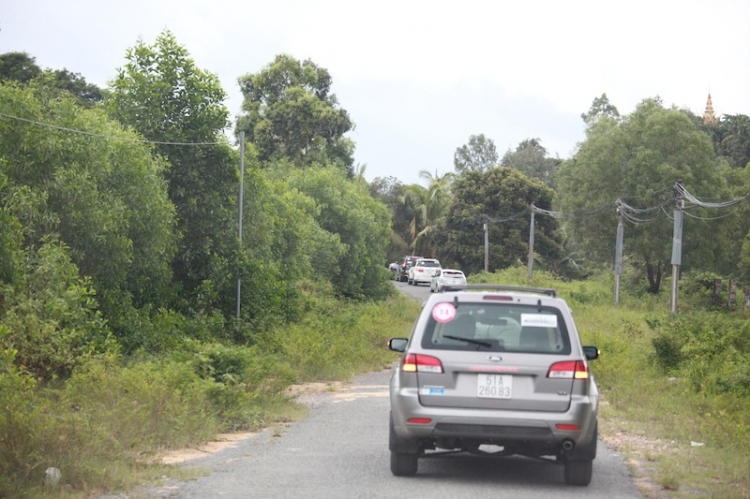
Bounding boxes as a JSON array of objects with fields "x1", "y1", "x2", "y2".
[{"x1": 0, "y1": 239, "x2": 116, "y2": 380}]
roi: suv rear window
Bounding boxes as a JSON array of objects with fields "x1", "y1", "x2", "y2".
[{"x1": 420, "y1": 303, "x2": 571, "y2": 354}]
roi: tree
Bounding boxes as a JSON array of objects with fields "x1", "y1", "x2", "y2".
[
  {"x1": 453, "y1": 134, "x2": 499, "y2": 173},
  {"x1": 581, "y1": 93, "x2": 620, "y2": 124},
  {"x1": 0, "y1": 82, "x2": 177, "y2": 344},
  {"x1": 285, "y1": 166, "x2": 392, "y2": 299},
  {"x1": 236, "y1": 54, "x2": 355, "y2": 173},
  {"x1": 0, "y1": 52, "x2": 42, "y2": 83},
  {"x1": 401, "y1": 170, "x2": 454, "y2": 256},
  {"x1": 716, "y1": 114, "x2": 750, "y2": 169},
  {"x1": 106, "y1": 30, "x2": 241, "y2": 317},
  {"x1": 369, "y1": 176, "x2": 411, "y2": 262},
  {"x1": 501, "y1": 138, "x2": 561, "y2": 187},
  {"x1": 556, "y1": 98, "x2": 732, "y2": 293},
  {"x1": 46, "y1": 69, "x2": 103, "y2": 108},
  {"x1": 433, "y1": 167, "x2": 562, "y2": 275},
  {"x1": 0, "y1": 52, "x2": 103, "y2": 107}
]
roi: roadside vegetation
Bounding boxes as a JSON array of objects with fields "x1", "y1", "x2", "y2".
[
  {"x1": 0, "y1": 284, "x2": 421, "y2": 498},
  {"x1": 474, "y1": 267, "x2": 750, "y2": 498}
]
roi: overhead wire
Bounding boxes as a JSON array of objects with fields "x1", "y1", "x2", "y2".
[{"x1": 0, "y1": 111, "x2": 226, "y2": 146}]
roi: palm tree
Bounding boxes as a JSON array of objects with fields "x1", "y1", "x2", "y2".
[{"x1": 401, "y1": 170, "x2": 454, "y2": 255}]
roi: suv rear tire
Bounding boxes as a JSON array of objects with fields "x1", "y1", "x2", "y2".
[
  {"x1": 564, "y1": 458, "x2": 593, "y2": 486},
  {"x1": 390, "y1": 451, "x2": 418, "y2": 476}
]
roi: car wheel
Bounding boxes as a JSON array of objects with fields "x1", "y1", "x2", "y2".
[
  {"x1": 391, "y1": 450, "x2": 418, "y2": 476},
  {"x1": 564, "y1": 458, "x2": 593, "y2": 486}
]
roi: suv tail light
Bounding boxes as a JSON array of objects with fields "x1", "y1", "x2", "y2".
[
  {"x1": 547, "y1": 361, "x2": 589, "y2": 380},
  {"x1": 403, "y1": 354, "x2": 444, "y2": 373}
]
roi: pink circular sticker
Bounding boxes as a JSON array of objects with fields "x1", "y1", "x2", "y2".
[{"x1": 432, "y1": 302, "x2": 457, "y2": 323}]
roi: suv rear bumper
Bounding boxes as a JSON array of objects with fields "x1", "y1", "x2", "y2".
[{"x1": 390, "y1": 384, "x2": 598, "y2": 451}]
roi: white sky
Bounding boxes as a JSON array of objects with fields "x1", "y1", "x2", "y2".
[{"x1": 3, "y1": 0, "x2": 749, "y2": 185}]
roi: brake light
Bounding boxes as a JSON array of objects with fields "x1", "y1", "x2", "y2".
[
  {"x1": 547, "y1": 361, "x2": 589, "y2": 379},
  {"x1": 556, "y1": 424, "x2": 580, "y2": 431},
  {"x1": 402, "y1": 354, "x2": 444, "y2": 373},
  {"x1": 483, "y1": 295, "x2": 513, "y2": 301}
]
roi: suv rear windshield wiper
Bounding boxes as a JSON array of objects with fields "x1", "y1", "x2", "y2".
[{"x1": 443, "y1": 335, "x2": 492, "y2": 349}]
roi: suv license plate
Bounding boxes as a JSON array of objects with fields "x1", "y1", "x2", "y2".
[{"x1": 477, "y1": 374, "x2": 512, "y2": 399}]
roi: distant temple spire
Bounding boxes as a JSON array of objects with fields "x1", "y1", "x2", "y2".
[{"x1": 703, "y1": 93, "x2": 716, "y2": 125}]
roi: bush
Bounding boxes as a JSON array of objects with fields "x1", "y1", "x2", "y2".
[{"x1": 0, "y1": 239, "x2": 116, "y2": 380}]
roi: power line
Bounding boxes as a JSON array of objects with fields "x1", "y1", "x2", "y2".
[
  {"x1": 675, "y1": 183, "x2": 750, "y2": 209},
  {"x1": 0, "y1": 111, "x2": 225, "y2": 146}
]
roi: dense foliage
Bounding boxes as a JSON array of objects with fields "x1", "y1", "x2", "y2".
[
  {"x1": 433, "y1": 167, "x2": 563, "y2": 274},
  {"x1": 236, "y1": 54, "x2": 355, "y2": 173},
  {"x1": 555, "y1": 98, "x2": 736, "y2": 292}
]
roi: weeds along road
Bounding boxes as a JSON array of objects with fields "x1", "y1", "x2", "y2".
[{"x1": 117, "y1": 281, "x2": 643, "y2": 498}]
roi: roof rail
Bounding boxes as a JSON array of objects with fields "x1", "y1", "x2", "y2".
[{"x1": 441, "y1": 284, "x2": 556, "y2": 297}]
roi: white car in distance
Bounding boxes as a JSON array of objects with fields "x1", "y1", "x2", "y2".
[
  {"x1": 430, "y1": 269, "x2": 467, "y2": 292},
  {"x1": 407, "y1": 258, "x2": 441, "y2": 286}
]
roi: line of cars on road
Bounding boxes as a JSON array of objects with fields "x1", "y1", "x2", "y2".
[{"x1": 388, "y1": 256, "x2": 467, "y2": 292}]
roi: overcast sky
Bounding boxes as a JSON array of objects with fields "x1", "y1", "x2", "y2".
[{"x1": 4, "y1": 0, "x2": 749, "y2": 185}]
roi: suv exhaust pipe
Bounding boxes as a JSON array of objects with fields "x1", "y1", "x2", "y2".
[{"x1": 562, "y1": 439, "x2": 575, "y2": 452}]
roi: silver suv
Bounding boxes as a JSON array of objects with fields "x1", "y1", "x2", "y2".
[{"x1": 388, "y1": 285, "x2": 600, "y2": 486}]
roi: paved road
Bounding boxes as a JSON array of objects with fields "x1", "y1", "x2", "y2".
[{"x1": 122, "y1": 366, "x2": 642, "y2": 499}]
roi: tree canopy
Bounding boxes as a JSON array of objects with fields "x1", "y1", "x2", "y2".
[
  {"x1": 236, "y1": 54, "x2": 355, "y2": 173},
  {"x1": 0, "y1": 51, "x2": 103, "y2": 107},
  {"x1": 106, "y1": 30, "x2": 240, "y2": 316},
  {"x1": 556, "y1": 98, "x2": 732, "y2": 292},
  {"x1": 434, "y1": 167, "x2": 562, "y2": 275},
  {"x1": 453, "y1": 134, "x2": 499, "y2": 173},
  {"x1": 501, "y1": 138, "x2": 560, "y2": 188}
]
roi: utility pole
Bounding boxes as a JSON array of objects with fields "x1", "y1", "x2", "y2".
[
  {"x1": 614, "y1": 207, "x2": 624, "y2": 304},
  {"x1": 236, "y1": 131, "x2": 245, "y2": 323},
  {"x1": 671, "y1": 180, "x2": 684, "y2": 314},
  {"x1": 483, "y1": 217, "x2": 489, "y2": 273},
  {"x1": 527, "y1": 206, "x2": 535, "y2": 282}
]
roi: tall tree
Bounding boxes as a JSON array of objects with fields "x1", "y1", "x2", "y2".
[
  {"x1": 556, "y1": 98, "x2": 732, "y2": 292},
  {"x1": 106, "y1": 30, "x2": 240, "y2": 316},
  {"x1": 453, "y1": 134, "x2": 499, "y2": 173},
  {"x1": 581, "y1": 93, "x2": 620, "y2": 124},
  {"x1": 402, "y1": 170, "x2": 454, "y2": 256},
  {"x1": 502, "y1": 138, "x2": 561, "y2": 187},
  {"x1": 236, "y1": 55, "x2": 354, "y2": 173},
  {"x1": 0, "y1": 52, "x2": 103, "y2": 107},
  {"x1": 369, "y1": 176, "x2": 411, "y2": 261},
  {"x1": 0, "y1": 52, "x2": 42, "y2": 83},
  {"x1": 716, "y1": 114, "x2": 750, "y2": 169},
  {"x1": 433, "y1": 167, "x2": 562, "y2": 274}
]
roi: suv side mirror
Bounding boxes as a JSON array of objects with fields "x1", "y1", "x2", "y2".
[
  {"x1": 389, "y1": 338, "x2": 408, "y2": 352},
  {"x1": 582, "y1": 346, "x2": 600, "y2": 361}
]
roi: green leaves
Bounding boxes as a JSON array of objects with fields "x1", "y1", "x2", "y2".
[
  {"x1": 555, "y1": 98, "x2": 731, "y2": 291},
  {"x1": 435, "y1": 167, "x2": 562, "y2": 275},
  {"x1": 237, "y1": 55, "x2": 354, "y2": 172}
]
